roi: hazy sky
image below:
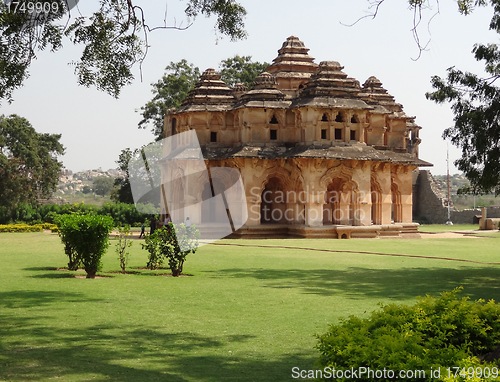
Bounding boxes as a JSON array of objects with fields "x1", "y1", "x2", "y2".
[{"x1": 1, "y1": 0, "x2": 497, "y2": 174}]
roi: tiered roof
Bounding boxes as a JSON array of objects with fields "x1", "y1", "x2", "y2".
[
  {"x1": 359, "y1": 76, "x2": 411, "y2": 119},
  {"x1": 175, "y1": 37, "x2": 418, "y2": 124},
  {"x1": 292, "y1": 61, "x2": 371, "y2": 110},
  {"x1": 266, "y1": 35, "x2": 318, "y2": 90},
  {"x1": 237, "y1": 72, "x2": 288, "y2": 109},
  {"x1": 177, "y1": 68, "x2": 234, "y2": 112}
]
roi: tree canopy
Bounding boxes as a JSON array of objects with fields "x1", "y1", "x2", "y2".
[
  {"x1": 111, "y1": 147, "x2": 136, "y2": 204},
  {"x1": 426, "y1": 0, "x2": 500, "y2": 194},
  {"x1": 0, "y1": 114, "x2": 65, "y2": 211},
  {"x1": 138, "y1": 60, "x2": 201, "y2": 138},
  {"x1": 138, "y1": 55, "x2": 268, "y2": 138},
  {"x1": 93, "y1": 176, "x2": 114, "y2": 196},
  {"x1": 0, "y1": 0, "x2": 247, "y2": 103},
  {"x1": 219, "y1": 55, "x2": 269, "y2": 88}
]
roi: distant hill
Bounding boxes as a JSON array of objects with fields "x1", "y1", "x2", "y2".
[
  {"x1": 432, "y1": 174, "x2": 470, "y2": 196},
  {"x1": 57, "y1": 168, "x2": 123, "y2": 196},
  {"x1": 432, "y1": 174, "x2": 499, "y2": 210}
]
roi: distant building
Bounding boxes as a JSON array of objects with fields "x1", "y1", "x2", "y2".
[{"x1": 163, "y1": 36, "x2": 432, "y2": 238}]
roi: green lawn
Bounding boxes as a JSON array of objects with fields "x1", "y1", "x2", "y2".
[
  {"x1": 418, "y1": 223, "x2": 479, "y2": 232},
  {"x1": 1, "y1": 232, "x2": 500, "y2": 381}
]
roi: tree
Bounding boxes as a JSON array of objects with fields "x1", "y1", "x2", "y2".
[
  {"x1": 0, "y1": 114, "x2": 64, "y2": 214},
  {"x1": 138, "y1": 60, "x2": 200, "y2": 138},
  {"x1": 0, "y1": 0, "x2": 247, "y2": 103},
  {"x1": 92, "y1": 176, "x2": 114, "y2": 196},
  {"x1": 219, "y1": 55, "x2": 269, "y2": 88},
  {"x1": 357, "y1": 1, "x2": 488, "y2": 58},
  {"x1": 115, "y1": 225, "x2": 133, "y2": 274},
  {"x1": 138, "y1": 56, "x2": 268, "y2": 138},
  {"x1": 426, "y1": 0, "x2": 500, "y2": 195},
  {"x1": 111, "y1": 147, "x2": 136, "y2": 204}
]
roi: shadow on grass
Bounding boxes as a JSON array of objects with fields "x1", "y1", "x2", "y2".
[
  {"x1": 204, "y1": 266, "x2": 500, "y2": 301},
  {"x1": 0, "y1": 290, "x2": 104, "y2": 309},
  {"x1": 0, "y1": 291, "x2": 313, "y2": 381}
]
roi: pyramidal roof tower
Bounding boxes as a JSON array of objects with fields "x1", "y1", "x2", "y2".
[{"x1": 266, "y1": 35, "x2": 318, "y2": 95}]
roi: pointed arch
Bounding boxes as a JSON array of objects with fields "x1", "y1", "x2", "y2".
[{"x1": 391, "y1": 178, "x2": 403, "y2": 223}]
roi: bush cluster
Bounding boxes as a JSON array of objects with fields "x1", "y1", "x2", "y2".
[
  {"x1": 142, "y1": 223, "x2": 200, "y2": 276},
  {"x1": 315, "y1": 288, "x2": 500, "y2": 382},
  {"x1": 0, "y1": 202, "x2": 151, "y2": 226},
  {"x1": 0, "y1": 223, "x2": 58, "y2": 232}
]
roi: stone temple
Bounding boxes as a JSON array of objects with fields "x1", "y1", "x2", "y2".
[{"x1": 162, "y1": 36, "x2": 432, "y2": 238}]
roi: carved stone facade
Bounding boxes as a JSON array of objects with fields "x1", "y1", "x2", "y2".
[{"x1": 163, "y1": 36, "x2": 431, "y2": 238}]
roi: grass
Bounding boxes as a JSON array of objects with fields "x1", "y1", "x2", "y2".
[
  {"x1": 418, "y1": 223, "x2": 479, "y2": 232},
  {"x1": 1, "y1": 232, "x2": 500, "y2": 381}
]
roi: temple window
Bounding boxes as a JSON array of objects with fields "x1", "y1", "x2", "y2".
[
  {"x1": 350, "y1": 130, "x2": 356, "y2": 141},
  {"x1": 351, "y1": 115, "x2": 359, "y2": 123},
  {"x1": 286, "y1": 110, "x2": 295, "y2": 125},
  {"x1": 334, "y1": 128, "x2": 342, "y2": 140},
  {"x1": 171, "y1": 118, "x2": 177, "y2": 136},
  {"x1": 270, "y1": 115, "x2": 279, "y2": 124},
  {"x1": 321, "y1": 113, "x2": 328, "y2": 122},
  {"x1": 210, "y1": 131, "x2": 217, "y2": 142},
  {"x1": 321, "y1": 129, "x2": 327, "y2": 140},
  {"x1": 270, "y1": 129, "x2": 277, "y2": 140},
  {"x1": 335, "y1": 113, "x2": 344, "y2": 122}
]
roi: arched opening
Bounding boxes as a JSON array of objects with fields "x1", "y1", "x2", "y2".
[
  {"x1": 321, "y1": 113, "x2": 328, "y2": 122},
  {"x1": 201, "y1": 182, "x2": 214, "y2": 223},
  {"x1": 201, "y1": 177, "x2": 229, "y2": 223},
  {"x1": 335, "y1": 112, "x2": 344, "y2": 122},
  {"x1": 269, "y1": 115, "x2": 279, "y2": 124},
  {"x1": 323, "y1": 178, "x2": 355, "y2": 225},
  {"x1": 351, "y1": 115, "x2": 359, "y2": 123},
  {"x1": 371, "y1": 177, "x2": 382, "y2": 225},
  {"x1": 286, "y1": 110, "x2": 295, "y2": 126},
  {"x1": 260, "y1": 177, "x2": 286, "y2": 224},
  {"x1": 171, "y1": 117, "x2": 177, "y2": 136},
  {"x1": 225, "y1": 112, "x2": 234, "y2": 128},
  {"x1": 391, "y1": 181, "x2": 403, "y2": 223}
]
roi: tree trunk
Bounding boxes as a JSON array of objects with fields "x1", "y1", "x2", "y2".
[
  {"x1": 86, "y1": 269, "x2": 97, "y2": 279},
  {"x1": 171, "y1": 268, "x2": 181, "y2": 277}
]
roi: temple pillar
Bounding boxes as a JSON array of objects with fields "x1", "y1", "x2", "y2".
[
  {"x1": 246, "y1": 197, "x2": 261, "y2": 226},
  {"x1": 305, "y1": 202, "x2": 323, "y2": 226}
]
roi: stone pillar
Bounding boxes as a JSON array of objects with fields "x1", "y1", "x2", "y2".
[
  {"x1": 381, "y1": 193, "x2": 392, "y2": 225},
  {"x1": 305, "y1": 202, "x2": 323, "y2": 226},
  {"x1": 480, "y1": 207, "x2": 487, "y2": 230},
  {"x1": 401, "y1": 193, "x2": 413, "y2": 223},
  {"x1": 246, "y1": 197, "x2": 261, "y2": 226},
  {"x1": 293, "y1": 203, "x2": 306, "y2": 224}
]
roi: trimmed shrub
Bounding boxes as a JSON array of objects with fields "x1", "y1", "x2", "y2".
[
  {"x1": 55, "y1": 214, "x2": 115, "y2": 278},
  {"x1": 0, "y1": 224, "x2": 43, "y2": 233},
  {"x1": 0, "y1": 223, "x2": 57, "y2": 233},
  {"x1": 315, "y1": 288, "x2": 500, "y2": 382}
]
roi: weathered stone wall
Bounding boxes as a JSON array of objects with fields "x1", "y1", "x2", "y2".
[
  {"x1": 414, "y1": 170, "x2": 448, "y2": 223},
  {"x1": 414, "y1": 170, "x2": 500, "y2": 224}
]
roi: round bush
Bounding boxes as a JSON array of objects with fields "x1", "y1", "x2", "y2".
[{"x1": 315, "y1": 288, "x2": 500, "y2": 381}]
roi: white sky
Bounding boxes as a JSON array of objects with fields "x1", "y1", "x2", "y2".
[{"x1": 1, "y1": 0, "x2": 498, "y2": 174}]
